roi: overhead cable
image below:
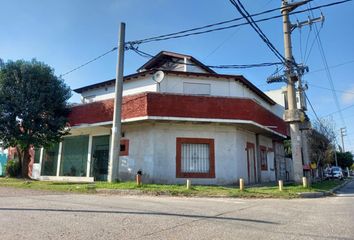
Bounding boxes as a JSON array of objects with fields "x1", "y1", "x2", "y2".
[
  {"x1": 127, "y1": 0, "x2": 351, "y2": 45},
  {"x1": 129, "y1": 47, "x2": 282, "y2": 69},
  {"x1": 60, "y1": 47, "x2": 117, "y2": 77},
  {"x1": 229, "y1": 0, "x2": 287, "y2": 64}
]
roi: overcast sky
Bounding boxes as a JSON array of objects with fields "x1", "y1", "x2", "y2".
[{"x1": 1, "y1": 0, "x2": 353, "y2": 151}]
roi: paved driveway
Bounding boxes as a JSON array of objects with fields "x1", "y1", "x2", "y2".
[{"x1": 0, "y1": 184, "x2": 353, "y2": 240}]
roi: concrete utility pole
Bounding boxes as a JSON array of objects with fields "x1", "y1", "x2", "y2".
[
  {"x1": 281, "y1": 0, "x2": 310, "y2": 183},
  {"x1": 340, "y1": 127, "x2": 347, "y2": 152},
  {"x1": 108, "y1": 22, "x2": 126, "y2": 183}
]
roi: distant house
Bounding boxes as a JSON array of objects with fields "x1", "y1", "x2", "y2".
[
  {"x1": 265, "y1": 88, "x2": 312, "y2": 180},
  {"x1": 33, "y1": 51, "x2": 288, "y2": 184}
]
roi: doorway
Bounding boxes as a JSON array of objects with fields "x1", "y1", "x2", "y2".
[
  {"x1": 246, "y1": 143, "x2": 257, "y2": 184},
  {"x1": 91, "y1": 135, "x2": 110, "y2": 181}
]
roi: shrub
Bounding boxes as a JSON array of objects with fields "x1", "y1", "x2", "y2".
[{"x1": 5, "y1": 159, "x2": 20, "y2": 177}]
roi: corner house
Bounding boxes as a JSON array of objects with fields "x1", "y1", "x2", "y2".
[{"x1": 32, "y1": 51, "x2": 288, "y2": 184}]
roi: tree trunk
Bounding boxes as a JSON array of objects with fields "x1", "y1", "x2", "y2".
[
  {"x1": 21, "y1": 145, "x2": 32, "y2": 179},
  {"x1": 15, "y1": 146, "x2": 23, "y2": 177}
]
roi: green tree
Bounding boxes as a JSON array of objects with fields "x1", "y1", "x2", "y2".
[
  {"x1": 336, "y1": 151, "x2": 354, "y2": 169},
  {"x1": 0, "y1": 59, "x2": 71, "y2": 178},
  {"x1": 308, "y1": 120, "x2": 336, "y2": 178}
]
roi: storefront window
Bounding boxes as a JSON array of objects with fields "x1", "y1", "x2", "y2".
[
  {"x1": 34, "y1": 148, "x2": 41, "y2": 164},
  {"x1": 60, "y1": 136, "x2": 89, "y2": 177},
  {"x1": 90, "y1": 135, "x2": 110, "y2": 181},
  {"x1": 41, "y1": 144, "x2": 59, "y2": 176}
]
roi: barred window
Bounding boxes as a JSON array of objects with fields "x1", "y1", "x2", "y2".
[
  {"x1": 181, "y1": 143, "x2": 210, "y2": 173},
  {"x1": 176, "y1": 138, "x2": 215, "y2": 178}
]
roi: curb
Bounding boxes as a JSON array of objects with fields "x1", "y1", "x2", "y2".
[
  {"x1": 297, "y1": 178, "x2": 352, "y2": 198},
  {"x1": 96, "y1": 189, "x2": 174, "y2": 196},
  {"x1": 330, "y1": 178, "x2": 353, "y2": 195},
  {"x1": 297, "y1": 192, "x2": 326, "y2": 198}
]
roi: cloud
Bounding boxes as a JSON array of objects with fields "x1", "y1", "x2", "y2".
[{"x1": 342, "y1": 86, "x2": 354, "y2": 104}]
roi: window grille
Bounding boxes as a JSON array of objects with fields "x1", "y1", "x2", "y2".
[{"x1": 181, "y1": 143, "x2": 210, "y2": 173}]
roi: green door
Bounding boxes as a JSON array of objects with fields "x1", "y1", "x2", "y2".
[{"x1": 91, "y1": 135, "x2": 110, "y2": 181}]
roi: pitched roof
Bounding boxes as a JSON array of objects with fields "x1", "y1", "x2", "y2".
[{"x1": 137, "y1": 51, "x2": 216, "y2": 74}]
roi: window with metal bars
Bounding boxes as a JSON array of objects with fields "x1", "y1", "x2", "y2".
[{"x1": 176, "y1": 138, "x2": 215, "y2": 178}]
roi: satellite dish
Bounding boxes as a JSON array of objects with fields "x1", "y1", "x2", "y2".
[{"x1": 152, "y1": 70, "x2": 165, "y2": 83}]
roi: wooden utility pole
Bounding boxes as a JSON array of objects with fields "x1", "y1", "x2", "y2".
[{"x1": 108, "y1": 22, "x2": 126, "y2": 182}]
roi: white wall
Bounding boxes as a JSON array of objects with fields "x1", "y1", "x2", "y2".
[
  {"x1": 80, "y1": 74, "x2": 275, "y2": 113},
  {"x1": 259, "y1": 135, "x2": 276, "y2": 182},
  {"x1": 119, "y1": 122, "x2": 276, "y2": 185},
  {"x1": 185, "y1": 59, "x2": 209, "y2": 73},
  {"x1": 160, "y1": 75, "x2": 273, "y2": 110},
  {"x1": 39, "y1": 122, "x2": 280, "y2": 184},
  {"x1": 80, "y1": 77, "x2": 157, "y2": 103},
  {"x1": 265, "y1": 87, "x2": 303, "y2": 110}
]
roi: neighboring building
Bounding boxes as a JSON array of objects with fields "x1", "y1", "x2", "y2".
[
  {"x1": 32, "y1": 51, "x2": 288, "y2": 184},
  {"x1": 265, "y1": 88, "x2": 311, "y2": 180}
]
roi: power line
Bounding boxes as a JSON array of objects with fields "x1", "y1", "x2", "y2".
[
  {"x1": 60, "y1": 0, "x2": 352, "y2": 77},
  {"x1": 308, "y1": 2, "x2": 347, "y2": 127},
  {"x1": 304, "y1": 24, "x2": 323, "y2": 64},
  {"x1": 203, "y1": 0, "x2": 275, "y2": 60},
  {"x1": 305, "y1": 93, "x2": 322, "y2": 122},
  {"x1": 128, "y1": 3, "x2": 294, "y2": 45},
  {"x1": 305, "y1": 93, "x2": 340, "y2": 145},
  {"x1": 308, "y1": 83, "x2": 354, "y2": 95},
  {"x1": 127, "y1": 0, "x2": 351, "y2": 45},
  {"x1": 308, "y1": 1, "x2": 352, "y2": 147},
  {"x1": 229, "y1": 0, "x2": 286, "y2": 64},
  {"x1": 321, "y1": 103, "x2": 354, "y2": 118},
  {"x1": 60, "y1": 47, "x2": 117, "y2": 77},
  {"x1": 306, "y1": 59, "x2": 354, "y2": 74},
  {"x1": 129, "y1": 47, "x2": 282, "y2": 69}
]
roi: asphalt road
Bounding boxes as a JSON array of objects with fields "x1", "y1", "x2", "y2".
[
  {"x1": 0, "y1": 182, "x2": 353, "y2": 240},
  {"x1": 335, "y1": 178, "x2": 354, "y2": 197}
]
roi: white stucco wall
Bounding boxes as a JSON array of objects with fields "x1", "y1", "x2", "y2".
[
  {"x1": 185, "y1": 59, "x2": 209, "y2": 73},
  {"x1": 80, "y1": 76, "x2": 157, "y2": 103},
  {"x1": 38, "y1": 121, "x2": 280, "y2": 184},
  {"x1": 120, "y1": 122, "x2": 276, "y2": 185},
  {"x1": 80, "y1": 74, "x2": 274, "y2": 111},
  {"x1": 259, "y1": 135, "x2": 276, "y2": 182},
  {"x1": 159, "y1": 75, "x2": 273, "y2": 110},
  {"x1": 265, "y1": 87, "x2": 303, "y2": 110}
]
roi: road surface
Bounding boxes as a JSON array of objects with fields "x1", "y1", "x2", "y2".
[{"x1": 0, "y1": 182, "x2": 353, "y2": 240}]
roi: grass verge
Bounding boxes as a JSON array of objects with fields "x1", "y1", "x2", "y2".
[{"x1": 0, "y1": 177, "x2": 346, "y2": 198}]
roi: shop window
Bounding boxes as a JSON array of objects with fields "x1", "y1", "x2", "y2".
[
  {"x1": 60, "y1": 136, "x2": 89, "y2": 177},
  {"x1": 176, "y1": 138, "x2": 215, "y2": 178},
  {"x1": 34, "y1": 148, "x2": 41, "y2": 164},
  {"x1": 41, "y1": 143, "x2": 59, "y2": 176}
]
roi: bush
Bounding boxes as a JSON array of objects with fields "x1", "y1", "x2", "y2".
[{"x1": 5, "y1": 159, "x2": 20, "y2": 177}]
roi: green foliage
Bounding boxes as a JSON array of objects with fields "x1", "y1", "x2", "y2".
[
  {"x1": 308, "y1": 120, "x2": 337, "y2": 168},
  {"x1": 308, "y1": 130, "x2": 333, "y2": 167},
  {"x1": 283, "y1": 140, "x2": 292, "y2": 157},
  {"x1": 0, "y1": 59, "x2": 71, "y2": 149},
  {"x1": 5, "y1": 159, "x2": 20, "y2": 177},
  {"x1": 336, "y1": 151, "x2": 354, "y2": 169}
]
